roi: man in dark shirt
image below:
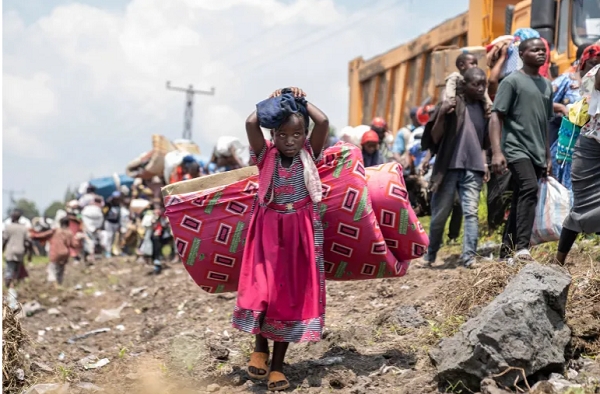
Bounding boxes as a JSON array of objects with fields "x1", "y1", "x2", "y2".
[
  {"x1": 422, "y1": 67, "x2": 490, "y2": 268},
  {"x1": 490, "y1": 38, "x2": 554, "y2": 261}
]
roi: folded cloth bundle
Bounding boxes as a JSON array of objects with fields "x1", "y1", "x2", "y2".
[{"x1": 256, "y1": 88, "x2": 309, "y2": 129}]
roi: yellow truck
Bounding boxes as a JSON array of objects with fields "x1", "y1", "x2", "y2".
[{"x1": 348, "y1": 0, "x2": 600, "y2": 131}]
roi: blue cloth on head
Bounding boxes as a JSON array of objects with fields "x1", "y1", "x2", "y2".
[
  {"x1": 256, "y1": 90, "x2": 308, "y2": 130},
  {"x1": 513, "y1": 28, "x2": 540, "y2": 41}
]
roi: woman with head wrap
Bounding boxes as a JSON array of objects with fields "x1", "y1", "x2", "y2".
[{"x1": 555, "y1": 64, "x2": 600, "y2": 265}]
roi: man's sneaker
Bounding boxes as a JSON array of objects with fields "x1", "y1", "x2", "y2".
[{"x1": 463, "y1": 258, "x2": 477, "y2": 268}]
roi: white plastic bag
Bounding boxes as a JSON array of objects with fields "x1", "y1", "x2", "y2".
[{"x1": 530, "y1": 177, "x2": 573, "y2": 246}]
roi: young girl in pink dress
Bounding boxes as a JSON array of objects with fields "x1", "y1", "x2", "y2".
[{"x1": 232, "y1": 87, "x2": 329, "y2": 391}]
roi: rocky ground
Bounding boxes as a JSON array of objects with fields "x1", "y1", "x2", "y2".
[{"x1": 5, "y1": 240, "x2": 600, "y2": 394}]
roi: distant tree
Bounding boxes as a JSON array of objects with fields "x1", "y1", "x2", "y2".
[
  {"x1": 64, "y1": 186, "x2": 77, "y2": 203},
  {"x1": 44, "y1": 201, "x2": 65, "y2": 219},
  {"x1": 7, "y1": 198, "x2": 40, "y2": 220}
]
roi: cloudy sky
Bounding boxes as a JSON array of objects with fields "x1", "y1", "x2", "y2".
[{"x1": 3, "y1": 0, "x2": 468, "y2": 213}]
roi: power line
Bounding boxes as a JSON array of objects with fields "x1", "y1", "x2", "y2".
[
  {"x1": 209, "y1": 0, "x2": 371, "y2": 66},
  {"x1": 228, "y1": 0, "x2": 402, "y2": 73},
  {"x1": 166, "y1": 81, "x2": 215, "y2": 141}
]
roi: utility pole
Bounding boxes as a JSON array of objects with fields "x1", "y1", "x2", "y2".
[
  {"x1": 2, "y1": 189, "x2": 25, "y2": 213},
  {"x1": 166, "y1": 81, "x2": 215, "y2": 141}
]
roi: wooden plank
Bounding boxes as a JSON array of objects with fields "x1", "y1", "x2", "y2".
[
  {"x1": 348, "y1": 58, "x2": 364, "y2": 126},
  {"x1": 391, "y1": 63, "x2": 408, "y2": 133},
  {"x1": 384, "y1": 68, "x2": 394, "y2": 126},
  {"x1": 371, "y1": 74, "x2": 381, "y2": 120},
  {"x1": 357, "y1": 13, "x2": 468, "y2": 82}
]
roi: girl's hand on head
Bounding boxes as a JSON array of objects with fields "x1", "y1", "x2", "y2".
[
  {"x1": 269, "y1": 89, "x2": 283, "y2": 98},
  {"x1": 289, "y1": 87, "x2": 306, "y2": 98},
  {"x1": 269, "y1": 87, "x2": 306, "y2": 98}
]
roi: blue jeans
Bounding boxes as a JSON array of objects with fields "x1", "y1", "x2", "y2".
[
  {"x1": 425, "y1": 170, "x2": 483, "y2": 264},
  {"x1": 550, "y1": 140, "x2": 572, "y2": 190}
]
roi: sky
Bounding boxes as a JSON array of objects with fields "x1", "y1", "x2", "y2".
[{"x1": 2, "y1": 0, "x2": 468, "y2": 213}]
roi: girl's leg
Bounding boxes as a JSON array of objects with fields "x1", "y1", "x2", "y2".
[
  {"x1": 270, "y1": 341, "x2": 289, "y2": 373},
  {"x1": 254, "y1": 334, "x2": 269, "y2": 353},
  {"x1": 556, "y1": 228, "x2": 579, "y2": 265},
  {"x1": 248, "y1": 334, "x2": 270, "y2": 378},
  {"x1": 268, "y1": 341, "x2": 290, "y2": 391}
]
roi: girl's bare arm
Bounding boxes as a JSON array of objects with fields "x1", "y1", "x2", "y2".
[
  {"x1": 307, "y1": 102, "x2": 329, "y2": 158},
  {"x1": 246, "y1": 111, "x2": 265, "y2": 157}
]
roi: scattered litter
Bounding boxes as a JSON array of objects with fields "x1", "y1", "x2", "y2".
[
  {"x1": 368, "y1": 364, "x2": 409, "y2": 377},
  {"x1": 76, "y1": 382, "x2": 104, "y2": 392},
  {"x1": 15, "y1": 368, "x2": 25, "y2": 381},
  {"x1": 176, "y1": 311, "x2": 185, "y2": 318},
  {"x1": 129, "y1": 287, "x2": 147, "y2": 297},
  {"x1": 38, "y1": 330, "x2": 46, "y2": 337},
  {"x1": 31, "y1": 361, "x2": 53, "y2": 373},
  {"x1": 222, "y1": 330, "x2": 231, "y2": 340},
  {"x1": 83, "y1": 358, "x2": 110, "y2": 370},
  {"x1": 312, "y1": 356, "x2": 343, "y2": 366},
  {"x1": 75, "y1": 284, "x2": 83, "y2": 290},
  {"x1": 47, "y1": 308, "x2": 61, "y2": 315},
  {"x1": 78, "y1": 355, "x2": 98, "y2": 367},
  {"x1": 22, "y1": 301, "x2": 45, "y2": 317},
  {"x1": 58, "y1": 353, "x2": 65, "y2": 361},
  {"x1": 400, "y1": 285, "x2": 410, "y2": 290},
  {"x1": 67, "y1": 328, "x2": 110, "y2": 344},
  {"x1": 94, "y1": 303, "x2": 128, "y2": 323},
  {"x1": 115, "y1": 325, "x2": 125, "y2": 331},
  {"x1": 206, "y1": 307, "x2": 214, "y2": 313},
  {"x1": 93, "y1": 291, "x2": 104, "y2": 297},
  {"x1": 177, "y1": 300, "x2": 187, "y2": 311}
]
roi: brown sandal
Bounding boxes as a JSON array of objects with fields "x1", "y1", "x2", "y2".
[
  {"x1": 267, "y1": 371, "x2": 290, "y2": 392},
  {"x1": 247, "y1": 352, "x2": 269, "y2": 379}
]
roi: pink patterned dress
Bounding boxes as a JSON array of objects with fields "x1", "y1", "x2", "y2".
[{"x1": 232, "y1": 139, "x2": 325, "y2": 343}]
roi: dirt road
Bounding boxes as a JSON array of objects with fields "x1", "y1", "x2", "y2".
[{"x1": 12, "y1": 242, "x2": 600, "y2": 394}]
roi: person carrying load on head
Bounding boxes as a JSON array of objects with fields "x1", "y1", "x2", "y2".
[
  {"x1": 210, "y1": 136, "x2": 247, "y2": 171},
  {"x1": 234, "y1": 87, "x2": 329, "y2": 392}
]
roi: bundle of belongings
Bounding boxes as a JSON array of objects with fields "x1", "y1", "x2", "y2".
[
  {"x1": 486, "y1": 28, "x2": 550, "y2": 79},
  {"x1": 162, "y1": 143, "x2": 429, "y2": 294},
  {"x1": 126, "y1": 134, "x2": 202, "y2": 182}
]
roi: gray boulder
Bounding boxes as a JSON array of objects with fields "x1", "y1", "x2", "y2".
[{"x1": 430, "y1": 263, "x2": 571, "y2": 391}]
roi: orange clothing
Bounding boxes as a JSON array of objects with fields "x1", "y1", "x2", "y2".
[{"x1": 49, "y1": 228, "x2": 78, "y2": 263}]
